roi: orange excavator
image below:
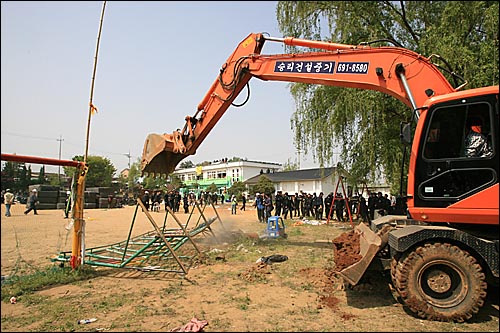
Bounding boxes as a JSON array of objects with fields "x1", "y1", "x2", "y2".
[{"x1": 141, "y1": 33, "x2": 498, "y2": 322}]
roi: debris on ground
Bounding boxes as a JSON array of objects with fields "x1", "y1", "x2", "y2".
[
  {"x1": 169, "y1": 317, "x2": 208, "y2": 332},
  {"x1": 256, "y1": 254, "x2": 289, "y2": 264},
  {"x1": 77, "y1": 318, "x2": 97, "y2": 325},
  {"x1": 291, "y1": 219, "x2": 327, "y2": 226},
  {"x1": 214, "y1": 254, "x2": 226, "y2": 261},
  {"x1": 238, "y1": 261, "x2": 272, "y2": 282}
]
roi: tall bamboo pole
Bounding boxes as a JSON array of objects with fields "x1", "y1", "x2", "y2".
[
  {"x1": 84, "y1": 1, "x2": 106, "y2": 161},
  {"x1": 72, "y1": 1, "x2": 107, "y2": 268}
]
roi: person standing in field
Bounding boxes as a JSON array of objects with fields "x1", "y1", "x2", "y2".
[
  {"x1": 231, "y1": 195, "x2": 238, "y2": 214},
  {"x1": 142, "y1": 191, "x2": 150, "y2": 211},
  {"x1": 4, "y1": 189, "x2": 14, "y2": 217},
  {"x1": 183, "y1": 192, "x2": 189, "y2": 213},
  {"x1": 24, "y1": 189, "x2": 39, "y2": 215},
  {"x1": 254, "y1": 193, "x2": 264, "y2": 222},
  {"x1": 240, "y1": 193, "x2": 246, "y2": 211},
  {"x1": 263, "y1": 193, "x2": 274, "y2": 221}
]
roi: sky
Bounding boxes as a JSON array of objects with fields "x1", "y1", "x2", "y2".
[{"x1": 1, "y1": 1, "x2": 326, "y2": 175}]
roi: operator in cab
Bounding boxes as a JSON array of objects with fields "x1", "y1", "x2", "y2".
[{"x1": 464, "y1": 116, "x2": 492, "y2": 158}]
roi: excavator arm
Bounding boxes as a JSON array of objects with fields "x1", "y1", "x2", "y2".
[{"x1": 141, "y1": 32, "x2": 459, "y2": 176}]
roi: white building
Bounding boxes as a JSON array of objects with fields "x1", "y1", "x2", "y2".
[
  {"x1": 245, "y1": 166, "x2": 391, "y2": 198},
  {"x1": 245, "y1": 167, "x2": 343, "y2": 195},
  {"x1": 172, "y1": 159, "x2": 391, "y2": 199},
  {"x1": 172, "y1": 159, "x2": 281, "y2": 194}
]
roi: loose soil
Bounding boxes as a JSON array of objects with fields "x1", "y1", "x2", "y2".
[
  {"x1": 1, "y1": 203, "x2": 498, "y2": 332},
  {"x1": 332, "y1": 229, "x2": 362, "y2": 271}
]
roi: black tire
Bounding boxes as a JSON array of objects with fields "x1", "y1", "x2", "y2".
[{"x1": 392, "y1": 242, "x2": 487, "y2": 322}]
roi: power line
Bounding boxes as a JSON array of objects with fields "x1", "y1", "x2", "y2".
[
  {"x1": 2, "y1": 131, "x2": 138, "y2": 160},
  {"x1": 2, "y1": 131, "x2": 61, "y2": 142}
]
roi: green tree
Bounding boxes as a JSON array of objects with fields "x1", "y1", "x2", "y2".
[
  {"x1": 276, "y1": 1, "x2": 498, "y2": 194},
  {"x1": 37, "y1": 165, "x2": 46, "y2": 184},
  {"x1": 206, "y1": 183, "x2": 218, "y2": 194},
  {"x1": 1, "y1": 162, "x2": 33, "y2": 193},
  {"x1": 251, "y1": 176, "x2": 275, "y2": 196},
  {"x1": 139, "y1": 160, "x2": 184, "y2": 193},
  {"x1": 46, "y1": 173, "x2": 60, "y2": 186},
  {"x1": 63, "y1": 155, "x2": 116, "y2": 188},
  {"x1": 117, "y1": 173, "x2": 129, "y2": 194},
  {"x1": 142, "y1": 174, "x2": 167, "y2": 192},
  {"x1": 25, "y1": 165, "x2": 32, "y2": 190},
  {"x1": 169, "y1": 175, "x2": 185, "y2": 191},
  {"x1": 179, "y1": 160, "x2": 195, "y2": 169},
  {"x1": 1, "y1": 161, "x2": 18, "y2": 192},
  {"x1": 282, "y1": 158, "x2": 299, "y2": 171},
  {"x1": 227, "y1": 181, "x2": 246, "y2": 198},
  {"x1": 127, "y1": 158, "x2": 143, "y2": 196}
]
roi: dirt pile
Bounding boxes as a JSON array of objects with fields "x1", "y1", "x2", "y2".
[
  {"x1": 332, "y1": 229, "x2": 362, "y2": 271},
  {"x1": 238, "y1": 262, "x2": 271, "y2": 282}
]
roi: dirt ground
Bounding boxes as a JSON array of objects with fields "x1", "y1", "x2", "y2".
[{"x1": 1, "y1": 202, "x2": 498, "y2": 332}]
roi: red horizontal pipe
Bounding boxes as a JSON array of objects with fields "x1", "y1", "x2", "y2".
[{"x1": 1, "y1": 153, "x2": 85, "y2": 168}]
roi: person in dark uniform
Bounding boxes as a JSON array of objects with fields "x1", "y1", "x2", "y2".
[
  {"x1": 240, "y1": 193, "x2": 246, "y2": 211},
  {"x1": 359, "y1": 195, "x2": 369, "y2": 222},
  {"x1": 183, "y1": 193, "x2": 189, "y2": 213},
  {"x1": 324, "y1": 192, "x2": 334, "y2": 221},
  {"x1": 142, "y1": 191, "x2": 150, "y2": 211},
  {"x1": 24, "y1": 189, "x2": 39, "y2": 215},
  {"x1": 274, "y1": 191, "x2": 283, "y2": 216},
  {"x1": 368, "y1": 192, "x2": 376, "y2": 221},
  {"x1": 334, "y1": 193, "x2": 345, "y2": 222}
]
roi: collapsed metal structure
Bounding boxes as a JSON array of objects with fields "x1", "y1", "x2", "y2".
[
  {"x1": 1, "y1": 153, "x2": 224, "y2": 275},
  {"x1": 52, "y1": 201, "x2": 224, "y2": 274}
]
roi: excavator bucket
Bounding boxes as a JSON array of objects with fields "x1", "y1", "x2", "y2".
[
  {"x1": 334, "y1": 222, "x2": 384, "y2": 285},
  {"x1": 141, "y1": 132, "x2": 188, "y2": 177}
]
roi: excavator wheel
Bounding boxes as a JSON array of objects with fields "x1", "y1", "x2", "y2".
[{"x1": 391, "y1": 242, "x2": 487, "y2": 322}]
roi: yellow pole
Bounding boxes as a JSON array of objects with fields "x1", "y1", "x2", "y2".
[
  {"x1": 72, "y1": 1, "x2": 106, "y2": 268},
  {"x1": 71, "y1": 164, "x2": 88, "y2": 268}
]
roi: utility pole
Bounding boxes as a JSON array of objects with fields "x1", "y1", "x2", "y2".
[
  {"x1": 124, "y1": 150, "x2": 131, "y2": 169},
  {"x1": 123, "y1": 150, "x2": 132, "y2": 196},
  {"x1": 57, "y1": 135, "x2": 64, "y2": 186}
]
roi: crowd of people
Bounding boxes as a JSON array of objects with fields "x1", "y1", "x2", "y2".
[
  {"x1": 252, "y1": 190, "x2": 398, "y2": 223},
  {"x1": 139, "y1": 190, "x2": 229, "y2": 214},
  {"x1": 136, "y1": 188, "x2": 400, "y2": 224},
  {"x1": 3, "y1": 185, "x2": 399, "y2": 224}
]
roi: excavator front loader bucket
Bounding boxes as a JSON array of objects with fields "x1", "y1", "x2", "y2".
[
  {"x1": 334, "y1": 222, "x2": 385, "y2": 285},
  {"x1": 141, "y1": 132, "x2": 189, "y2": 177}
]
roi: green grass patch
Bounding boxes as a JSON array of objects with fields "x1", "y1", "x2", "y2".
[{"x1": 1, "y1": 265, "x2": 100, "y2": 302}]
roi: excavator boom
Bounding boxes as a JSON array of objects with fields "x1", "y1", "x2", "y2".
[{"x1": 141, "y1": 32, "x2": 458, "y2": 176}]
